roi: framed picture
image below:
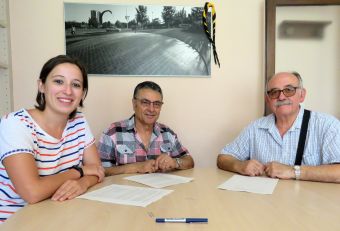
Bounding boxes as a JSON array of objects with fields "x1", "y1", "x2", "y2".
[{"x1": 64, "y1": 3, "x2": 211, "y2": 76}]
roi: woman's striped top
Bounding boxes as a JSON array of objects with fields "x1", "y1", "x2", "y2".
[{"x1": 0, "y1": 109, "x2": 94, "y2": 223}]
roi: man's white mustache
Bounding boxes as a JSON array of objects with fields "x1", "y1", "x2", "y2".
[{"x1": 275, "y1": 100, "x2": 292, "y2": 107}]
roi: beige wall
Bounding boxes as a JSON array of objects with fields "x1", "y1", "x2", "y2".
[
  {"x1": 276, "y1": 6, "x2": 340, "y2": 118},
  {"x1": 9, "y1": 0, "x2": 265, "y2": 167}
]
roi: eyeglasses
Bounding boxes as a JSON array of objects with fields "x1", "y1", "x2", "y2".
[
  {"x1": 134, "y1": 98, "x2": 164, "y2": 109},
  {"x1": 266, "y1": 86, "x2": 300, "y2": 99}
]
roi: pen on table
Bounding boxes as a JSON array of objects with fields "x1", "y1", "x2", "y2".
[{"x1": 155, "y1": 218, "x2": 208, "y2": 223}]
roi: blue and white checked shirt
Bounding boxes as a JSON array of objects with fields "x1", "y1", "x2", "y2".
[{"x1": 221, "y1": 107, "x2": 340, "y2": 166}]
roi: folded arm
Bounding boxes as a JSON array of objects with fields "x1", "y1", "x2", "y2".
[
  {"x1": 4, "y1": 144, "x2": 104, "y2": 204},
  {"x1": 51, "y1": 144, "x2": 105, "y2": 201},
  {"x1": 175, "y1": 155, "x2": 194, "y2": 170},
  {"x1": 217, "y1": 154, "x2": 265, "y2": 176},
  {"x1": 105, "y1": 154, "x2": 194, "y2": 175},
  {"x1": 265, "y1": 162, "x2": 340, "y2": 183},
  {"x1": 300, "y1": 164, "x2": 340, "y2": 183},
  {"x1": 4, "y1": 153, "x2": 82, "y2": 204},
  {"x1": 105, "y1": 160, "x2": 157, "y2": 175},
  {"x1": 155, "y1": 154, "x2": 194, "y2": 172}
]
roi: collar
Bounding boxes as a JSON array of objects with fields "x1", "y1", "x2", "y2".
[
  {"x1": 289, "y1": 105, "x2": 305, "y2": 131},
  {"x1": 260, "y1": 105, "x2": 305, "y2": 132},
  {"x1": 127, "y1": 115, "x2": 161, "y2": 136}
]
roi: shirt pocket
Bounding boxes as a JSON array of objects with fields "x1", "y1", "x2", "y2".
[
  {"x1": 160, "y1": 143, "x2": 173, "y2": 153},
  {"x1": 117, "y1": 144, "x2": 134, "y2": 154},
  {"x1": 116, "y1": 144, "x2": 135, "y2": 164}
]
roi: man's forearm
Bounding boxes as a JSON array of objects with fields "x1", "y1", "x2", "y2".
[
  {"x1": 300, "y1": 164, "x2": 340, "y2": 183},
  {"x1": 217, "y1": 154, "x2": 242, "y2": 173},
  {"x1": 176, "y1": 155, "x2": 194, "y2": 170},
  {"x1": 105, "y1": 164, "x2": 136, "y2": 176}
]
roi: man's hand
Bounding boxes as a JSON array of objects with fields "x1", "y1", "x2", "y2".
[
  {"x1": 265, "y1": 162, "x2": 295, "y2": 179},
  {"x1": 136, "y1": 160, "x2": 157, "y2": 173},
  {"x1": 155, "y1": 154, "x2": 176, "y2": 172},
  {"x1": 239, "y1": 159, "x2": 265, "y2": 176}
]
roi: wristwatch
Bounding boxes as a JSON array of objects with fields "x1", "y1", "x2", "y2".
[
  {"x1": 175, "y1": 158, "x2": 182, "y2": 169},
  {"x1": 71, "y1": 165, "x2": 84, "y2": 178},
  {"x1": 294, "y1": 165, "x2": 301, "y2": 180}
]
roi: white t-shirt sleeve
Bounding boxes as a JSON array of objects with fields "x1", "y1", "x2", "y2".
[
  {"x1": 0, "y1": 115, "x2": 35, "y2": 163},
  {"x1": 82, "y1": 116, "x2": 95, "y2": 149}
]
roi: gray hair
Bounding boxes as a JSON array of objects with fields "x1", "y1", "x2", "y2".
[
  {"x1": 266, "y1": 71, "x2": 303, "y2": 92},
  {"x1": 133, "y1": 81, "x2": 163, "y2": 99}
]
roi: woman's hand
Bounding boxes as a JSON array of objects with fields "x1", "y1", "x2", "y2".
[
  {"x1": 51, "y1": 179, "x2": 88, "y2": 201},
  {"x1": 82, "y1": 165, "x2": 105, "y2": 182}
]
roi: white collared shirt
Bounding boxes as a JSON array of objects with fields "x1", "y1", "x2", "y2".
[{"x1": 221, "y1": 107, "x2": 340, "y2": 165}]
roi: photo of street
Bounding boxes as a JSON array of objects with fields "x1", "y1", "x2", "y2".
[{"x1": 64, "y1": 3, "x2": 211, "y2": 76}]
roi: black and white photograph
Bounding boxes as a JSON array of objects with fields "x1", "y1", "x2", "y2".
[{"x1": 64, "y1": 3, "x2": 211, "y2": 76}]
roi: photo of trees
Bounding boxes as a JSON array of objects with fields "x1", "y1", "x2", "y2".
[{"x1": 64, "y1": 3, "x2": 211, "y2": 76}]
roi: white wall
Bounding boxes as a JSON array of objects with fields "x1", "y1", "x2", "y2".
[
  {"x1": 9, "y1": 0, "x2": 265, "y2": 167},
  {"x1": 276, "y1": 6, "x2": 340, "y2": 118}
]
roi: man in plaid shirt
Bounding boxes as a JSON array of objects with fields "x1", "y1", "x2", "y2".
[{"x1": 98, "y1": 81, "x2": 194, "y2": 175}]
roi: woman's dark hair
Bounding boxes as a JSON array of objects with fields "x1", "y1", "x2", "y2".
[{"x1": 35, "y1": 55, "x2": 88, "y2": 119}]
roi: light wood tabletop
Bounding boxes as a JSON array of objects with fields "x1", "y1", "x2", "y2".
[{"x1": 1, "y1": 168, "x2": 340, "y2": 231}]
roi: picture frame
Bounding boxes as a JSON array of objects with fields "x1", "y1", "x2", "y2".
[{"x1": 64, "y1": 3, "x2": 211, "y2": 76}]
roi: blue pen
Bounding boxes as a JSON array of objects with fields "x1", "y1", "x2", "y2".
[{"x1": 155, "y1": 218, "x2": 208, "y2": 223}]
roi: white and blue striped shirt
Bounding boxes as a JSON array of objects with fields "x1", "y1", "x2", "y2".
[
  {"x1": 221, "y1": 107, "x2": 340, "y2": 165},
  {"x1": 0, "y1": 109, "x2": 95, "y2": 223}
]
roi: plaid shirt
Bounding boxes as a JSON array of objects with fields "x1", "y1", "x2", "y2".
[{"x1": 98, "y1": 116, "x2": 189, "y2": 166}]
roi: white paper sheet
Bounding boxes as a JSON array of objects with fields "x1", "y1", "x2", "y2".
[
  {"x1": 77, "y1": 184, "x2": 173, "y2": 207},
  {"x1": 218, "y1": 175, "x2": 278, "y2": 194},
  {"x1": 124, "y1": 173, "x2": 193, "y2": 188}
]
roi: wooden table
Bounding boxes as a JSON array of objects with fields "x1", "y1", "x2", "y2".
[{"x1": 1, "y1": 168, "x2": 340, "y2": 231}]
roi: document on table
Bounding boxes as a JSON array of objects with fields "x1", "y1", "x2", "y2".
[
  {"x1": 124, "y1": 173, "x2": 193, "y2": 188},
  {"x1": 218, "y1": 175, "x2": 278, "y2": 194},
  {"x1": 77, "y1": 184, "x2": 173, "y2": 207}
]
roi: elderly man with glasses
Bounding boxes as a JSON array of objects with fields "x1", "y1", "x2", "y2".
[
  {"x1": 217, "y1": 72, "x2": 340, "y2": 183},
  {"x1": 98, "y1": 81, "x2": 194, "y2": 175}
]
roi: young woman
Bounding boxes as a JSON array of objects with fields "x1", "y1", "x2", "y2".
[{"x1": 0, "y1": 55, "x2": 104, "y2": 223}]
